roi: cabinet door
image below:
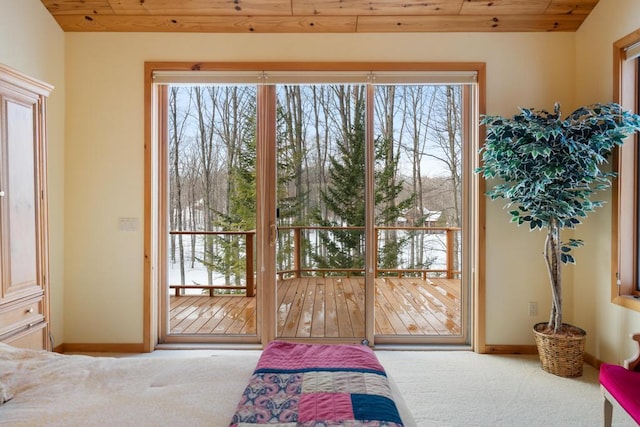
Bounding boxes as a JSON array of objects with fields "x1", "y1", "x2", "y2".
[
  {"x1": 0, "y1": 88, "x2": 44, "y2": 302},
  {"x1": 0, "y1": 65, "x2": 52, "y2": 350}
]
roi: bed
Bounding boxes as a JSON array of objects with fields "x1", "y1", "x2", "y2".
[{"x1": 0, "y1": 342, "x2": 414, "y2": 426}]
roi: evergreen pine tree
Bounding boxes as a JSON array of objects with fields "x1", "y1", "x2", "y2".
[
  {"x1": 313, "y1": 113, "x2": 367, "y2": 272},
  {"x1": 205, "y1": 102, "x2": 301, "y2": 284},
  {"x1": 205, "y1": 111, "x2": 257, "y2": 289},
  {"x1": 374, "y1": 135, "x2": 415, "y2": 271},
  {"x1": 313, "y1": 93, "x2": 414, "y2": 273}
]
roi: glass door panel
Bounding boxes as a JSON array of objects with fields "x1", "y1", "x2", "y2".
[
  {"x1": 164, "y1": 84, "x2": 258, "y2": 340},
  {"x1": 373, "y1": 84, "x2": 465, "y2": 342},
  {"x1": 275, "y1": 84, "x2": 367, "y2": 341}
]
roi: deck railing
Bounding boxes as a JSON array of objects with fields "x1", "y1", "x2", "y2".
[
  {"x1": 169, "y1": 230, "x2": 255, "y2": 297},
  {"x1": 277, "y1": 226, "x2": 461, "y2": 280},
  {"x1": 168, "y1": 225, "x2": 460, "y2": 296}
]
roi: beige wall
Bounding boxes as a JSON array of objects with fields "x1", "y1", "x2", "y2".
[
  {"x1": 0, "y1": 0, "x2": 65, "y2": 346},
  {"x1": 575, "y1": 0, "x2": 640, "y2": 363},
  {"x1": 63, "y1": 31, "x2": 575, "y2": 345},
  {"x1": 9, "y1": 0, "x2": 637, "y2": 358}
]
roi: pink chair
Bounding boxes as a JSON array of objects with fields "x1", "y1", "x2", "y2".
[{"x1": 599, "y1": 334, "x2": 640, "y2": 426}]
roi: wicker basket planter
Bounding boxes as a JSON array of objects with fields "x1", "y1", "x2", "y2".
[{"x1": 533, "y1": 322, "x2": 587, "y2": 378}]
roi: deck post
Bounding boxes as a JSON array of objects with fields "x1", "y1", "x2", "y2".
[
  {"x1": 246, "y1": 232, "x2": 255, "y2": 297},
  {"x1": 373, "y1": 229, "x2": 378, "y2": 278},
  {"x1": 447, "y1": 228, "x2": 455, "y2": 279},
  {"x1": 293, "y1": 227, "x2": 301, "y2": 278}
]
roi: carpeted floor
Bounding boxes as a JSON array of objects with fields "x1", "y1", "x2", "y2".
[
  {"x1": 374, "y1": 351, "x2": 635, "y2": 427},
  {"x1": 135, "y1": 348, "x2": 635, "y2": 427}
]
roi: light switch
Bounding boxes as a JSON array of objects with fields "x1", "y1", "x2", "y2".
[{"x1": 118, "y1": 217, "x2": 139, "y2": 231}]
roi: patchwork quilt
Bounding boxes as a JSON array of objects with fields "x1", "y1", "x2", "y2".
[{"x1": 230, "y1": 341, "x2": 404, "y2": 427}]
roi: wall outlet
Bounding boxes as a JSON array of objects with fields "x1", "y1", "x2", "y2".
[{"x1": 528, "y1": 301, "x2": 538, "y2": 317}]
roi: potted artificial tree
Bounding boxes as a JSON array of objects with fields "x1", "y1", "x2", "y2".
[{"x1": 477, "y1": 103, "x2": 640, "y2": 377}]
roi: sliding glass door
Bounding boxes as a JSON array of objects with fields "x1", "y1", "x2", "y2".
[{"x1": 152, "y1": 64, "x2": 478, "y2": 346}]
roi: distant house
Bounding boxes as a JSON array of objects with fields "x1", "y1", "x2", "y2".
[{"x1": 397, "y1": 208, "x2": 442, "y2": 228}]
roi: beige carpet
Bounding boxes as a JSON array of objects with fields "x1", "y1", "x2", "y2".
[
  {"x1": 138, "y1": 348, "x2": 637, "y2": 426},
  {"x1": 374, "y1": 351, "x2": 635, "y2": 427},
  {"x1": 65, "y1": 348, "x2": 635, "y2": 426}
]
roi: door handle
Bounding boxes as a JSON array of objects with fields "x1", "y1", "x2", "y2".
[{"x1": 270, "y1": 222, "x2": 277, "y2": 247}]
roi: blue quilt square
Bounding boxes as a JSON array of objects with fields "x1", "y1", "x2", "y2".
[{"x1": 350, "y1": 393, "x2": 403, "y2": 424}]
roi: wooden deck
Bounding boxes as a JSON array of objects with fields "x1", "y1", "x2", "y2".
[{"x1": 169, "y1": 276, "x2": 460, "y2": 338}]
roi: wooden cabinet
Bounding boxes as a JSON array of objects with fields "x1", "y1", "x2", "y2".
[{"x1": 0, "y1": 64, "x2": 52, "y2": 350}]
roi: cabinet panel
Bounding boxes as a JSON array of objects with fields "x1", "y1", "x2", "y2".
[{"x1": 3, "y1": 98, "x2": 39, "y2": 297}]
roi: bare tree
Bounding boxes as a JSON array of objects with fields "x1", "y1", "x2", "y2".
[
  {"x1": 192, "y1": 86, "x2": 218, "y2": 285},
  {"x1": 426, "y1": 86, "x2": 463, "y2": 227},
  {"x1": 374, "y1": 86, "x2": 399, "y2": 252},
  {"x1": 168, "y1": 86, "x2": 192, "y2": 285},
  {"x1": 280, "y1": 85, "x2": 308, "y2": 221},
  {"x1": 424, "y1": 86, "x2": 463, "y2": 273},
  {"x1": 182, "y1": 143, "x2": 202, "y2": 269}
]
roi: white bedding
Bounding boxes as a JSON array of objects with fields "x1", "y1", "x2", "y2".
[
  {"x1": 0, "y1": 343, "x2": 415, "y2": 426},
  {"x1": 0, "y1": 343, "x2": 260, "y2": 426}
]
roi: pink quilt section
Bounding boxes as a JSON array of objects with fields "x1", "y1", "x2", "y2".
[
  {"x1": 255, "y1": 341, "x2": 386, "y2": 372},
  {"x1": 229, "y1": 341, "x2": 403, "y2": 427}
]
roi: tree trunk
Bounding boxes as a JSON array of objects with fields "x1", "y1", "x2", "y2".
[{"x1": 544, "y1": 220, "x2": 563, "y2": 333}]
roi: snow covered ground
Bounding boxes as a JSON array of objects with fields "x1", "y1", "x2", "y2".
[{"x1": 167, "y1": 231, "x2": 455, "y2": 295}]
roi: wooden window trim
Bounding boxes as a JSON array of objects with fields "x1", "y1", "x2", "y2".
[{"x1": 612, "y1": 29, "x2": 640, "y2": 311}]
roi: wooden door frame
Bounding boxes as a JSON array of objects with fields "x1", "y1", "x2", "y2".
[{"x1": 143, "y1": 61, "x2": 486, "y2": 351}]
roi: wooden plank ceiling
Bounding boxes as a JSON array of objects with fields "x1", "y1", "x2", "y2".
[{"x1": 41, "y1": 0, "x2": 600, "y2": 33}]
